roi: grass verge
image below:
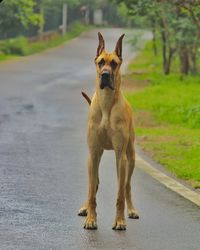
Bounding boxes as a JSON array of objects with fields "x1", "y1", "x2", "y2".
[
  {"x1": 124, "y1": 41, "x2": 200, "y2": 189},
  {"x1": 0, "y1": 22, "x2": 91, "y2": 62},
  {"x1": 0, "y1": 54, "x2": 18, "y2": 62}
]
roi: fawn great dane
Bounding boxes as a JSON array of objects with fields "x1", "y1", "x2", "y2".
[{"x1": 78, "y1": 32, "x2": 139, "y2": 230}]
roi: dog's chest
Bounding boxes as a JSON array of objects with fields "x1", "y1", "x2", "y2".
[
  {"x1": 89, "y1": 98, "x2": 122, "y2": 150},
  {"x1": 97, "y1": 116, "x2": 114, "y2": 149}
]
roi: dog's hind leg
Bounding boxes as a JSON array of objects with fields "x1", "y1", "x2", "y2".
[{"x1": 126, "y1": 139, "x2": 139, "y2": 219}]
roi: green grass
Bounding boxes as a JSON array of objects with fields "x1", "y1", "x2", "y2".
[
  {"x1": 127, "y1": 82, "x2": 200, "y2": 129},
  {"x1": 28, "y1": 22, "x2": 90, "y2": 54},
  {"x1": 125, "y1": 41, "x2": 200, "y2": 188},
  {"x1": 0, "y1": 22, "x2": 90, "y2": 61},
  {"x1": 135, "y1": 126, "x2": 200, "y2": 187},
  {"x1": 0, "y1": 54, "x2": 18, "y2": 61}
]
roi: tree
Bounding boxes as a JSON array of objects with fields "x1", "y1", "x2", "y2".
[
  {"x1": 115, "y1": 0, "x2": 200, "y2": 75},
  {"x1": 0, "y1": 0, "x2": 41, "y2": 38},
  {"x1": 27, "y1": 0, "x2": 81, "y2": 36},
  {"x1": 115, "y1": 0, "x2": 176, "y2": 74},
  {"x1": 173, "y1": 0, "x2": 200, "y2": 73}
]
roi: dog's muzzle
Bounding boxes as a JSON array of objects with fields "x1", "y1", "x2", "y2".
[{"x1": 100, "y1": 70, "x2": 114, "y2": 90}]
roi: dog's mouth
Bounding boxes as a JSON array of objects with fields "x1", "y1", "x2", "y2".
[
  {"x1": 100, "y1": 80, "x2": 114, "y2": 90},
  {"x1": 100, "y1": 71, "x2": 114, "y2": 90}
]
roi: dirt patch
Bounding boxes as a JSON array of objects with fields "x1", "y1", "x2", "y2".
[
  {"x1": 122, "y1": 74, "x2": 149, "y2": 92},
  {"x1": 134, "y1": 110, "x2": 157, "y2": 127},
  {"x1": 137, "y1": 134, "x2": 175, "y2": 144},
  {"x1": 137, "y1": 144, "x2": 156, "y2": 158},
  {"x1": 136, "y1": 133, "x2": 176, "y2": 158}
]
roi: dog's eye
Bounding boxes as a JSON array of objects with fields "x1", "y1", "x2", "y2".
[
  {"x1": 98, "y1": 59, "x2": 105, "y2": 68},
  {"x1": 110, "y1": 60, "x2": 117, "y2": 70}
]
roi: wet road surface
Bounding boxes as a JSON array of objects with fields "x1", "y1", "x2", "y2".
[{"x1": 0, "y1": 29, "x2": 200, "y2": 250}]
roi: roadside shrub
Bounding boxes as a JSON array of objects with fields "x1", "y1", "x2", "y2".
[
  {"x1": 1, "y1": 36, "x2": 29, "y2": 55},
  {"x1": 68, "y1": 21, "x2": 88, "y2": 37},
  {"x1": 0, "y1": 23, "x2": 89, "y2": 59}
]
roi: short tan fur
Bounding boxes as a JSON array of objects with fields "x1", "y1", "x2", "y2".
[{"x1": 78, "y1": 32, "x2": 139, "y2": 230}]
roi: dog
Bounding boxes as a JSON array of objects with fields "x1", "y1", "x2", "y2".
[{"x1": 78, "y1": 32, "x2": 139, "y2": 230}]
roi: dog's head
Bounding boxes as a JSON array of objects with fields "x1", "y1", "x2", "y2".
[{"x1": 95, "y1": 32, "x2": 125, "y2": 90}]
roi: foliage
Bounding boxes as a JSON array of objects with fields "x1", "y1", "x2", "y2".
[
  {"x1": 0, "y1": 36, "x2": 29, "y2": 55},
  {"x1": 0, "y1": 54, "x2": 17, "y2": 62},
  {"x1": 117, "y1": 2, "x2": 131, "y2": 26},
  {"x1": 0, "y1": 0, "x2": 124, "y2": 39},
  {"x1": 125, "y1": 40, "x2": 200, "y2": 187},
  {"x1": 0, "y1": 0, "x2": 41, "y2": 38},
  {"x1": 116, "y1": 0, "x2": 200, "y2": 75},
  {"x1": 0, "y1": 22, "x2": 89, "y2": 57}
]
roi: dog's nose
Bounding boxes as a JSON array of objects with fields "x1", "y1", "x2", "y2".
[
  {"x1": 100, "y1": 70, "x2": 114, "y2": 90},
  {"x1": 101, "y1": 70, "x2": 110, "y2": 80}
]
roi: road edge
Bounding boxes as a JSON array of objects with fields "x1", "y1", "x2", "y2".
[{"x1": 136, "y1": 154, "x2": 200, "y2": 207}]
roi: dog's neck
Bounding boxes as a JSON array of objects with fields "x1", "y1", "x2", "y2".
[{"x1": 95, "y1": 72, "x2": 121, "y2": 124}]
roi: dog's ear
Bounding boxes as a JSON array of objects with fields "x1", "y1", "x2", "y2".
[
  {"x1": 96, "y1": 32, "x2": 105, "y2": 59},
  {"x1": 114, "y1": 34, "x2": 125, "y2": 60}
]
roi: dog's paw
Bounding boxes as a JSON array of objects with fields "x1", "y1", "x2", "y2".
[
  {"x1": 78, "y1": 207, "x2": 87, "y2": 216},
  {"x1": 112, "y1": 218, "x2": 126, "y2": 230},
  {"x1": 128, "y1": 209, "x2": 139, "y2": 219},
  {"x1": 84, "y1": 217, "x2": 97, "y2": 230}
]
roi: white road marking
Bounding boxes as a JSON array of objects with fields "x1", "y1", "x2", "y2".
[{"x1": 136, "y1": 155, "x2": 200, "y2": 207}]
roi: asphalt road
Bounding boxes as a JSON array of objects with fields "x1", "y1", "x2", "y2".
[{"x1": 0, "y1": 29, "x2": 200, "y2": 250}]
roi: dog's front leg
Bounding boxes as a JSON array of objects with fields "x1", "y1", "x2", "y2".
[
  {"x1": 112, "y1": 151, "x2": 127, "y2": 230},
  {"x1": 84, "y1": 150, "x2": 103, "y2": 230}
]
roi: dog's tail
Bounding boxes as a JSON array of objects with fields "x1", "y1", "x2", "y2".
[{"x1": 81, "y1": 91, "x2": 91, "y2": 106}]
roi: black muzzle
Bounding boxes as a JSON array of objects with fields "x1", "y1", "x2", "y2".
[{"x1": 100, "y1": 71, "x2": 114, "y2": 90}]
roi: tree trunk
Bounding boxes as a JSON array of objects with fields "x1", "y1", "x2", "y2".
[
  {"x1": 152, "y1": 27, "x2": 157, "y2": 56},
  {"x1": 188, "y1": 48, "x2": 197, "y2": 74},
  {"x1": 190, "y1": 52, "x2": 197, "y2": 74},
  {"x1": 180, "y1": 47, "x2": 189, "y2": 75},
  {"x1": 164, "y1": 59, "x2": 170, "y2": 75},
  {"x1": 160, "y1": 21, "x2": 176, "y2": 75},
  {"x1": 151, "y1": 19, "x2": 157, "y2": 56},
  {"x1": 160, "y1": 27, "x2": 168, "y2": 74},
  {"x1": 164, "y1": 48, "x2": 175, "y2": 75},
  {"x1": 189, "y1": 31, "x2": 200, "y2": 74}
]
